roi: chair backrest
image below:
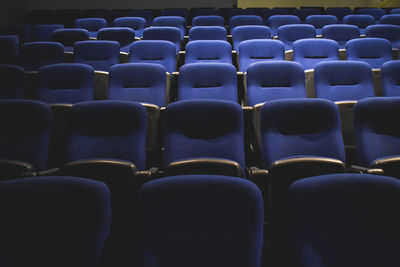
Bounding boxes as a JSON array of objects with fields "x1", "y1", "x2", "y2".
[
  {"x1": 0, "y1": 24, "x2": 31, "y2": 43},
  {"x1": 97, "y1": 27, "x2": 135, "y2": 52},
  {"x1": 365, "y1": 24, "x2": 400, "y2": 48},
  {"x1": 193, "y1": 9, "x2": 223, "y2": 17},
  {"x1": 380, "y1": 14, "x2": 400, "y2": 25},
  {"x1": 342, "y1": 14, "x2": 375, "y2": 34},
  {"x1": 188, "y1": 26, "x2": 227, "y2": 41},
  {"x1": 382, "y1": 60, "x2": 400, "y2": 96},
  {"x1": 0, "y1": 35, "x2": 19, "y2": 64},
  {"x1": 267, "y1": 15, "x2": 301, "y2": 36},
  {"x1": 75, "y1": 18, "x2": 107, "y2": 38},
  {"x1": 246, "y1": 61, "x2": 306, "y2": 106},
  {"x1": 125, "y1": 10, "x2": 154, "y2": 27},
  {"x1": 185, "y1": 40, "x2": 232, "y2": 64},
  {"x1": 31, "y1": 24, "x2": 64, "y2": 41},
  {"x1": 232, "y1": 25, "x2": 271, "y2": 51},
  {"x1": 293, "y1": 38, "x2": 339, "y2": 70},
  {"x1": 277, "y1": 24, "x2": 316, "y2": 51},
  {"x1": 160, "y1": 8, "x2": 188, "y2": 20},
  {"x1": 191, "y1": 15, "x2": 225, "y2": 27},
  {"x1": 357, "y1": 8, "x2": 386, "y2": 20},
  {"x1": 51, "y1": 28, "x2": 89, "y2": 52},
  {"x1": 74, "y1": 40, "x2": 120, "y2": 72},
  {"x1": 322, "y1": 24, "x2": 360, "y2": 49},
  {"x1": 314, "y1": 60, "x2": 374, "y2": 101},
  {"x1": 0, "y1": 64, "x2": 25, "y2": 99},
  {"x1": 113, "y1": 17, "x2": 146, "y2": 38},
  {"x1": 136, "y1": 174, "x2": 263, "y2": 267},
  {"x1": 326, "y1": 7, "x2": 353, "y2": 20},
  {"x1": 229, "y1": 15, "x2": 263, "y2": 31},
  {"x1": 305, "y1": 15, "x2": 338, "y2": 35},
  {"x1": 142, "y1": 27, "x2": 182, "y2": 53},
  {"x1": 19, "y1": 41, "x2": 64, "y2": 71},
  {"x1": 293, "y1": 7, "x2": 321, "y2": 21},
  {"x1": 178, "y1": 63, "x2": 238, "y2": 102},
  {"x1": 153, "y1": 16, "x2": 186, "y2": 39}
]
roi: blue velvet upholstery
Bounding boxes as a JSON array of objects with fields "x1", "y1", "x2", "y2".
[
  {"x1": 0, "y1": 35, "x2": 18, "y2": 64},
  {"x1": 19, "y1": 41, "x2": 64, "y2": 71},
  {"x1": 326, "y1": 7, "x2": 353, "y2": 20},
  {"x1": 293, "y1": 8, "x2": 321, "y2": 21},
  {"x1": 163, "y1": 100, "x2": 245, "y2": 171},
  {"x1": 51, "y1": 28, "x2": 89, "y2": 52},
  {"x1": 113, "y1": 17, "x2": 146, "y2": 38},
  {"x1": 0, "y1": 176, "x2": 111, "y2": 267},
  {"x1": 305, "y1": 15, "x2": 338, "y2": 35},
  {"x1": 321, "y1": 24, "x2": 360, "y2": 49},
  {"x1": 354, "y1": 97, "x2": 400, "y2": 167},
  {"x1": 97, "y1": 27, "x2": 135, "y2": 52},
  {"x1": 125, "y1": 10, "x2": 154, "y2": 27},
  {"x1": 293, "y1": 38, "x2": 339, "y2": 70},
  {"x1": 108, "y1": 63, "x2": 167, "y2": 107},
  {"x1": 380, "y1": 14, "x2": 400, "y2": 25},
  {"x1": 342, "y1": 15, "x2": 375, "y2": 35},
  {"x1": 314, "y1": 60, "x2": 375, "y2": 101},
  {"x1": 188, "y1": 26, "x2": 227, "y2": 41},
  {"x1": 153, "y1": 16, "x2": 186, "y2": 39},
  {"x1": 365, "y1": 24, "x2": 400, "y2": 48},
  {"x1": 277, "y1": 24, "x2": 316, "y2": 51},
  {"x1": 382, "y1": 60, "x2": 400, "y2": 96},
  {"x1": 0, "y1": 100, "x2": 51, "y2": 170},
  {"x1": 75, "y1": 18, "x2": 107, "y2": 38},
  {"x1": 346, "y1": 38, "x2": 392, "y2": 69},
  {"x1": 288, "y1": 173, "x2": 400, "y2": 267},
  {"x1": 37, "y1": 63, "x2": 94, "y2": 104},
  {"x1": 357, "y1": 8, "x2": 386, "y2": 20},
  {"x1": 129, "y1": 40, "x2": 176, "y2": 73},
  {"x1": 178, "y1": 63, "x2": 238, "y2": 102},
  {"x1": 193, "y1": 9, "x2": 223, "y2": 17},
  {"x1": 136, "y1": 174, "x2": 263, "y2": 267},
  {"x1": 0, "y1": 24, "x2": 30, "y2": 43},
  {"x1": 229, "y1": 15, "x2": 263, "y2": 31},
  {"x1": 191, "y1": 15, "x2": 225, "y2": 27},
  {"x1": 66, "y1": 100, "x2": 147, "y2": 170},
  {"x1": 160, "y1": 9, "x2": 188, "y2": 20},
  {"x1": 391, "y1": 8, "x2": 400, "y2": 14},
  {"x1": 267, "y1": 15, "x2": 301, "y2": 36},
  {"x1": 74, "y1": 40, "x2": 120, "y2": 72},
  {"x1": 142, "y1": 27, "x2": 182, "y2": 53},
  {"x1": 260, "y1": 98, "x2": 345, "y2": 168},
  {"x1": 232, "y1": 25, "x2": 271, "y2": 51},
  {"x1": 31, "y1": 24, "x2": 64, "y2": 41},
  {"x1": 0, "y1": 65, "x2": 25, "y2": 99},
  {"x1": 185, "y1": 40, "x2": 232, "y2": 64},
  {"x1": 238, "y1": 39, "x2": 285, "y2": 72},
  {"x1": 246, "y1": 61, "x2": 306, "y2": 105}
]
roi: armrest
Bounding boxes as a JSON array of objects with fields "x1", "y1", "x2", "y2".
[
  {"x1": 0, "y1": 159, "x2": 36, "y2": 180},
  {"x1": 165, "y1": 158, "x2": 243, "y2": 177},
  {"x1": 348, "y1": 165, "x2": 384, "y2": 174},
  {"x1": 36, "y1": 168, "x2": 61, "y2": 176},
  {"x1": 370, "y1": 157, "x2": 400, "y2": 178}
]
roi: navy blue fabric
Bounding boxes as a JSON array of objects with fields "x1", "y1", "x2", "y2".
[
  {"x1": 153, "y1": 16, "x2": 186, "y2": 39},
  {"x1": 380, "y1": 14, "x2": 400, "y2": 25},
  {"x1": 293, "y1": 8, "x2": 321, "y2": 21},
  {"x1": 19, "y1": 41, "x2": 64, "y2": 71},
  {"x1": 382, "y1": 60, "x2": 400, "y2": 96},
  {"x1": 0, "y1": 65, "x2": 25, "y2": 99},
  {"x1": 346, "y1": 38, "x2": 392, "y2": 69},
  {"x1": 136, "y1": 175, "x2": 263, "y2": 267},
  {"x1": 31, "y1": 24, "x2": 64, "y2": 42},
  {"x1": 108, "y1": 63, "x2": 167, "y2": 107},
  {"x1": 185, "y1": 40, "x2": 232, "y2": 64},
  {"x1": 75, "y1": 18, "x2": 107, "y2": 38},
  {"x1": 322, "y1": 24, "x2": 360, "y2": 49},
  {"x1": 129, "y1": 40, "x2": 177, "y2": 73},
  {"x1": 97, "y1": 27, "x2": 135, "y2": 52},
  {"x1": 0, "y1": 35, "x2": 18, "y2": 64},
  {"x1": 314, "y1": 60, "x2": 375, "y2": 101},
  {"x1": 188, "y1": 26, "x2": 227, "y2": 41},
  {"x1": 238, "y1": 39, "x2": 285, "y2": 72},
  {"x1": 191, "y1": 15, "x2": 225, "y2": 27},
  {"x1": 125, "y1": 10, "x2": 154, "y2": 27},
  {"x1": 288, "y1": 173, "x2": 400, "y2": 267},
  {"x1": 51, "y1": 29, "x2": 89, "y2": 52},
  {"x1": 0, "y1": 24, "x2": 30, "y2": 43},
  {"x1": 0, "y1": 100, "x2": 51, "y2": 170},
  {"x1": 37, "y1": 63, "x2": 94, "y2": 104},
  {"x1": 232, "y1": 25, "x2": 271, "y2": 51},
  {"x1": 178, "y1": 63, "x2": 238, "y2": 102},
  {"x1": 357, "y1": 8, "x2": 386, "y2": 20},
  {"x1": 305, "y1": 15, "x2": 338, "y2": 35},
  {"x1": 113, "y1": 17, "x2": 146, "y2": 38},
  {"x1": 293, "y1": 38, "x2": 339, "y2": 70},
  {"x1": 267, "y1": 15, "x2": 301, "y2": 36},
  {"x1": 74, "y1": 40, "x2": 120, "y2": 72},
  {"x1": 0, "y1": 176, "x2": 110, "y2": 267},
  {"x1": 229, "y1": 15, "x2": 263, "y2": 31},
  {"x1": 391, "y1": 8, "x2": 400, "y2": 14},
  {"x1": 354, "y1": 97, "x2": 400, "y2": 167},
  {"x1": 246, "y1": 61, "x2": 306, "y2": 105},
  {"x1": 66, "y1": 100, "x2": 147, "y2": 170},
  {"x1": 326, "y1": 7, "x2": 353, "y2": 20},
  {"x1": 260, "y1": 98, "x2": 345, "y2": 168},
  {"x1": 365, "y1": 24, "x2": 400, "y2": 48},
  {"x1": 164, "y1": 100, "x2": 245, "y2": 171},
  {"x1": 342, "y1": 15, "x2": 376, "y2": 35},
  {"x1": 193, "y1": 9, "x2": 223, "y2": 17},
  {"x1": 277, "y1": 24, "x2": 316, "y2": 51},
  {"x1": 160, "y1": 9, "x2": 188, "y2": 20},
  {"x1": 142, "y1": 27, "x2": 182, "y2": 53}
]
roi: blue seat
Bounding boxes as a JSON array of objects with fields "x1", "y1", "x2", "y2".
[
  {"x1": 0, "y1": 24, "x2": 31, "y2": 43},
  {"x1": 305, "y1": 15, "x2": 338, "y2": 35},
  {"x1": 191, "y1": 15, "x2": 225, "y2": 27},
  {"x1": 142, "y1": 27, "x2": 182, "y2": 53},
  {"x1": 229, "y1": 15, "x2": 263, "y2": 31},
  {"x1": 342, "y1": 14, "x2": 375, "y2": 35},
  {"x1": 153, "y1": 16, "x2": 186, "y2": 39},
  {"x1": 160, "y1": 8, "x2": 188, "y2": 20},
  {"x1": 277, "y1": 24, "x2": 316, "y2": 51},
  {"x1": 357, "y1": 8, "x2": 386, "y2": 20},
  {"x1": 267, "y1": 15, "x2": 301, "y2": 36},
  {"x1": 163, "y1": 100, "x2": 245, "y2": 177},
  {"x1": 75, "y1": 18, "x2": 107, "y2": 38},
  {"x1": 391, "y1": 8, "x2": 400, "y2": 14},
  {"x1": 51, "y1": 28, "x2": 90, "y2": 52},
  {"x1": 74, "y1": 40, "x2": 120, "y2": 72},
  {"x1": 0, "y1": 65, "x2": 25, "y2": 99},
  {"x1": 129, "y1": 40, "x2": 176, "y2": 73},
  {"x1": 288, "y1": 173, "x2": 400, "y2": 267},
  {"x1": 125, "y1": 9, "x2": 154, "y2": 27},
  {"x1": 0, "y1": 176, "x2": 111, "y2": 267},
  {"x1": 382, "y1": 60, "x2": 400, "y2": 96},
  {"x1": 19, "y1": 41, "x2": 64, "y2": 71},
  {"x1": 246, "y1": 61, "x2": 306, "y2": 105},
  {"x1": 37, "y1": 63, "x2": 94, "y2": 104},
  {"x1": 380, "y1": 14, "x2": 400, "y2": 25},
  {"x1": 346, "y1": 38, "x2": 392, "y2": 69},
  {"x1": 326, "y1": 7, "x2": 353, "y2": 20},
  {"x1": 232, "y1": 25, "x2": 271, "y2": 51},
  {"x1": 97, "y1": 27, "x2": 135, "y2": 53},
  {"x1": 0, "y1": 35, "x2": 19, "y2": 64},
  {"x1": 188, "y1": 26, "x2": 227, "y2": 41},
  {"x1": 321, "y1": 24, "x2": 360, "y2": 49},
  {"x1": 314, "y1": 60, "x2": 374, "y2": 101},
  {"x1": 178, "y1": 63, "x2": 237, "y2": 102},
  {"x1": 365, "y1": 24, "x2": 400, "y2": 49},
  {"x1": 293, "y1": 38, "x2": 339, "y2": 70},
  {"x1": 108, "y1": 63, "x2": 167, "y2": 107},
  {"x1": 193, "y1": 9, "x2": 223, "y2": 17},
  {"x1": 293, "y1": 7, "x2": 321, "y2": 21},
  {"x1": 185, "y1": 40, "x2": 232, "y2": 65},
  {"x1": 31, "y1": 24, "x2": 64, "y2": 41},
  {"x1": 113, "y1": 17, "x2": 146, "y2": 38}
]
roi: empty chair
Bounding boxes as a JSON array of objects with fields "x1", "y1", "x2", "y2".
[
  {"x1": 153, "y1": 16, "x2": 186, "y2": 39},
  {"x1": 75, "y1": 18, "x2": 107, "y2": 38},
  {"x1": 74, "y1": 40, "x2": 120, "y2": 72},
  {"x1": 191, "y1": 15, "x2": 225, "y2": 27},
  {"x1": 277, "y1": 24, "x2": 316, "y2": 51},
  {"x1": 0, "y1": 35, "x2": 18, "y2": 64},
  {"x1": 246, "y1": 61, "x2": 306, "y2": 106},
  {"x1": 129, "y1": 40, "x2": 177, "y2": 73},
  {"x1": 293, "y1": 38, "x2": 339, "y2": 70},
  {"x1": 267, "y1": 15, "x2": 301, "y2": 36},
  {"x1": 160, "y1": 8, "x2": 188, "y2": 20},
  {"x1": 188, "y1": 26, "x2": 227, "y2": 41},
  {"x1": 113, "y1": 17, "x2": 146, "y2": 38},
  {"x1": 357, "y1": 8, "x2": 386, "y2": 20},
  {"x1": 0, "y1": 176, "x2": 111, "y2": 267},
  {"x1": 185, "y1": 40, "x2": 232, "y2": 64},
  {"x1": 226, "y1": 8, "x2": 256, "y2": 20},
  {"x1": 31, "y1": 24, "x2": 64, "y2": 41},
  {"x1": 238, "y1": 39, "x2": 285, "y2": 72},
  {"x1": 125, "y1": 9, "x2": 154, "y2": 27},
  {"x1": 380, "y1": 14, "x2": 400, "y2": 25},
  {"x1": 305, "y1": 15, "x2": 339, "y2": 35},
  {"x1": 142, "y1": 27, "x2": 182, "y2": 53},
  {"x1": 346, "y1": 38, "x2": 392, "y2": 69},
  {"x1": 293, "y1": 7, "x2": 321, "y2": 21},
  {"x1": 56, "y1": 9, "x2": 82, "y2": 28},
  {"x1": 178, "y1": 63, "x2": 237, "y2": 102},
  {"x1": 19, "y1": 41, "x2": 64, "y2": 71},
  {"x1": 326, "y1": 7, "x2": 353, "y2": 20},
  {"x1": 0, "y1": 24, "x2": 31, "y2": 43},
  {"x1": 365, "y1": 24, "x2": 400, "y2": 49},
  {"x1": 51, "y1": 28, "x2": 90, "y2": 52},
  {"x1": 0, "y1": 65, "x2": 25, "y2": 99},
  {"x1": 136, "y1": 175, "x2": 263, "y2": 267},
  {"x1": 193, "y1": 8, "x2": 223, "y2": 17},
  {"x1": 382, "y1": 60, "x2": 400, "y2": 96},
  {"x1": 229, "y1": 15, "x2": 263, "y2": 31},
  {"x1": 232, "y1": 25, "x2": 271, "y2": 51},
  {"x1": 322, "y1": 24, "x2": 360, "y2": 49},
  {"x1": 97, "y1": 27, "x2": 135, "y2": 53},
  {"x1": 37, "y1": 63, "x2": 94, "y2": 104},
  {"x1": 108, "y1": 63, "x2": 167, "y2": 107},
  {"x1": 163, "y1": 100, "x2": 245, "y2": 176},
  {"x1": 288, "y1": 173, "x2": 400, "y2": 267},
  {"x1": 342, "y1": 15, "x2": 375, "y2": 35},
  {"x1": 391, "y1": 8, "x2": 400, "y2": 14}
]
